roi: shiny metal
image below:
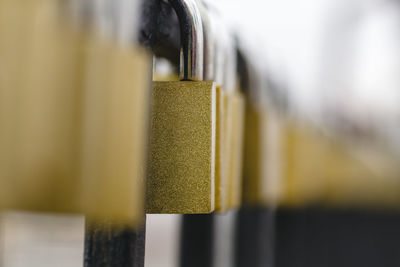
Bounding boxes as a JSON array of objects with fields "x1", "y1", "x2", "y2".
[
  {"x1": 198, "y1": 1, "x2": 215, "y2": 81},
  {"x1": 224, "y1": 33, "x2": 237, "y2": 93},
  {"x1": 169, "y1": 0, "x2": 204, "y2": 81},
  {"x1": 213, "y1": 14, "x2": 227, "y2": 87}
]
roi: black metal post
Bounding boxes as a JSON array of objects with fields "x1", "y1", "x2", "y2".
[
  {"x1": 235, "y1": 207, "x2": 276, "y2": 267},
  {"x1": 180, "y1": 214, "x2": 214, "y2": 267},
  {"x1": 84, "y1": 218, "x2": 146, "y2": 267}
]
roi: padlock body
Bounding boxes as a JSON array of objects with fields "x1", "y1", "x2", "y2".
[
  {"x1": 227, "y1": 92, "x2": 245, "y2": 209},
  {"x1": 0, "y1": 0, "x2": 151, "y2": 227},
  {"x1": 80, "y1": 38, "x2": 151, "y2": 226},
  {"x1": 146, "y1": 81, "x2": 216, "y2": 214}
]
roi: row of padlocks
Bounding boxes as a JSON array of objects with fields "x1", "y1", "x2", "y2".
[
  {"x1": 1, "y1": 0, "x2": 400, "y2": 227},
  {"x1": 1, "y1": 0, "x2": 400, "y2": 266}
]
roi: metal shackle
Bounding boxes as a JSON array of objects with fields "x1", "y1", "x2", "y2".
[
  {"x1": 198, "y1": 0, "x2": 216, "y2": 81},
  {"x1": 168, "y1": 0, "x2": 204, "y2": 81},
  {"x1": 210, "y1": 11, "x2": 236, "y2": 92}
]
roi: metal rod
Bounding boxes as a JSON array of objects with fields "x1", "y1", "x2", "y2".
[
  {"x1": 84, "y1": 219, "x2": 146, "y2": 267},
  {"x1": 168, "y1": 0, "x2": 204, "y2": 81}
]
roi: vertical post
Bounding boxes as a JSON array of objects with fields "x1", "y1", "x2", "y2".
[
  {"x1": 84, "y1": 218, "x2": 146, "y2": 267},
  {"x1": 180, "y1": 214, "x2": 214, "y2": 267},
  {"x1": 235, "y1": 207, "x2": 276, "y2": 267}
]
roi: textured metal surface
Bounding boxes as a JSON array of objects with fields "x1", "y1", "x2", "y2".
[
  {"x1": 146, "y1": 81, "x2": 216, "y2": 213},
  {"x1": 84, "y1": 220, "x2": 146, "y2": 267}
]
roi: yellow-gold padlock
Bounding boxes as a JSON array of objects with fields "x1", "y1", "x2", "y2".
[
  {"x1": 0, "y1": 0, "x2": 151, "y2": 227},
  {"x1": 276, "y1": 120, "x2": 400, "y2": 208},
  {"x1": 146, "y1": 0, "x2": 217, "y2": 214},
  {"x1": 0, "y1": 0, "x2": 83, "y2": 212},
  {"x1": 212, "y1": 17, "x2": 234, "y2": 213},
  {"x1": 77, "y1": 0, "x2": 151, "y2": 226},
  {"x1": 227, "y1": 91, "x2": 245, "y2": 209},
  {"x1": 240, "y1": 54, "x2": 272, "y2": 207},
  {"x1": 278, "y1": 120, "x2": 328, "y2": 207},
  {"x1": 224, "y1": 40, "x2": 246, "y2": 210},
  {"x1": 278, "y1": 120, "x2": 400, "y2": 208}
]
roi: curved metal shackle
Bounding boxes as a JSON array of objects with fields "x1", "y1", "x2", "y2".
[
  {"x1": 224, "y1": 31, "x2": 238, "y2": 93},
  {"x1": 198, "y1": 0, "x2": 216, "y2": 81},
  {"x1": 210, "y1": 12, "x2": 227, "y2": 87},
  {"x1": 168, "y1": 0, "x2": 204, "y2": 81},
  {"x1": 212, "y1": 13, "x2": 236, "y2": 92}
]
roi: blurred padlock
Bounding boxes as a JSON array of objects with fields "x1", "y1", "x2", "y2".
[
  {"x1": 0, "y1": 0, "x2": 84, "y2": 212},
  {"x1": 227, "y1": 91, "x2": 245, "y2": 209},
  {"x1": 278, "y1": 120, "x2": 400, "y2": 208},
  {"x1": 279, "y1": 121, "x2": 328, "y2": 206},
  {"x1": 223, "y1": 38, "x2": 246, "y2": 210},
  {"x1": 0, "y1": 0, "x2": 151, "y2": 226},
  {"x1": 146, "y1": 0, "x2": 217, "y2": 214},
  {"x1": 79, "y1": 0, "x2": 151, "y2": 225},
  {"x1": 212, "y1": 16, "x2": 232, "y2": 213},
  {"x1": 240, "y1": 52, "x2": 272, "y2": 207}
]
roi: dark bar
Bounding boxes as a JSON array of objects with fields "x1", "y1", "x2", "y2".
[
  {"x1": 84, "y1": 218, "x2": 146, "y2": 267},
  {"x1": 139, "y1": 0, "x2": 180, "y2": 65},
  {"x1": 180, "y1": 214, "x2": 214, "y2": 267},
  {"x1": 275, "y1": 208, "x2": 400, "y2": 267},
  {"x1": 235, "y1": 207, "x2": 276, "y2": 267}
]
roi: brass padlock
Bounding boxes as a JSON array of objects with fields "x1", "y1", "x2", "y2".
[
  {"x1": 146, "y1": 0, "x2": 217, "y2": 214},
  {"x1": 279, "y1": 120, "x2": 400, "y2": 208},
  {"x1": 240, "y1": 52, "x2": 273, "y2": 207},
  {"x1": 78, "y1": 0, "x2": 151, "y2": 225},
  {"x1": 212, "y1": 18, "x2": 232, "y2": 213},
  {"x1": 0, "y1": 0, "x2": 84, "y2": 212},
  {"x1": 0, "y1": 0, "x2": 151, "y2": 226},
  {"x1": 227, "y1": 91, "x2": 245, "y2": 209},
  {"x1": 223, "y1": 38, "x2": 246, "y2": 210}
]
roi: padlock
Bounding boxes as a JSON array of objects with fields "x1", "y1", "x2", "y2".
[
  {"x1": 278, "y1": 120, "x2": 400, "y2": 208},
  {"x1": 79, "y1": 0, "x2": 151, "y2": 225},
  {"x1": 322, "y1": 136, "x2": 400, "y2": 208},
  {"x1": 0, "y1": 0, "x2": 84, "y2": 211},
  {"x1": 199, "y1": 0, "x2": 229, "y2": 213},
  {"x1": 146, "y1": 0, "x2": 217, "y2": 214},
  {"x1": 223, "y1": 38, "x2": 246, "y2": 210},
  {"x1": 227, "y1": 91, "x2": 245, "y2": 209},
  {"x1": 211, "y1": 15, "x2": 232, "y2": 213},
  {"x1": 0, "y1": 0, "x2": 151, "y2": 226},
  {"x1": 240, "y1": 50, "x2": 272, "y2": 207},
  {"x1": 279, "y1": 120, "x2": 328, "y2": 206}
]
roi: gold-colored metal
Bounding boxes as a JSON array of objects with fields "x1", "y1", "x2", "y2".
[
  {"x1": 279, "y1": 121, "x2": 328, "y2": 206},
  {"x1": 215, "y1": 86, "x2": 229, "y2": 212},
  {"x1": 146, "y1": 81, "x2": 216, "y2": 214},
  {"x1": 0, "y1": 0, "x2": 83, "y2": 212},
  {"x1": 278, "y1": 121, "x2": 400, "y2": 208},
  {"x1": 241, "y1": 104, "x2": 269, "y2": 206},
  {"x1": 221, "y1": 92, "x2": 234, "y2": 210},
  {"x1": 80, "y1": 38, "x2": 151, "y2": 225},
  {"x1": 227, "y1": 92, "x2": 245, "y2": 209},
  {"x1": 0, "y1": 0, "x2": 151, "y2": 226}
]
